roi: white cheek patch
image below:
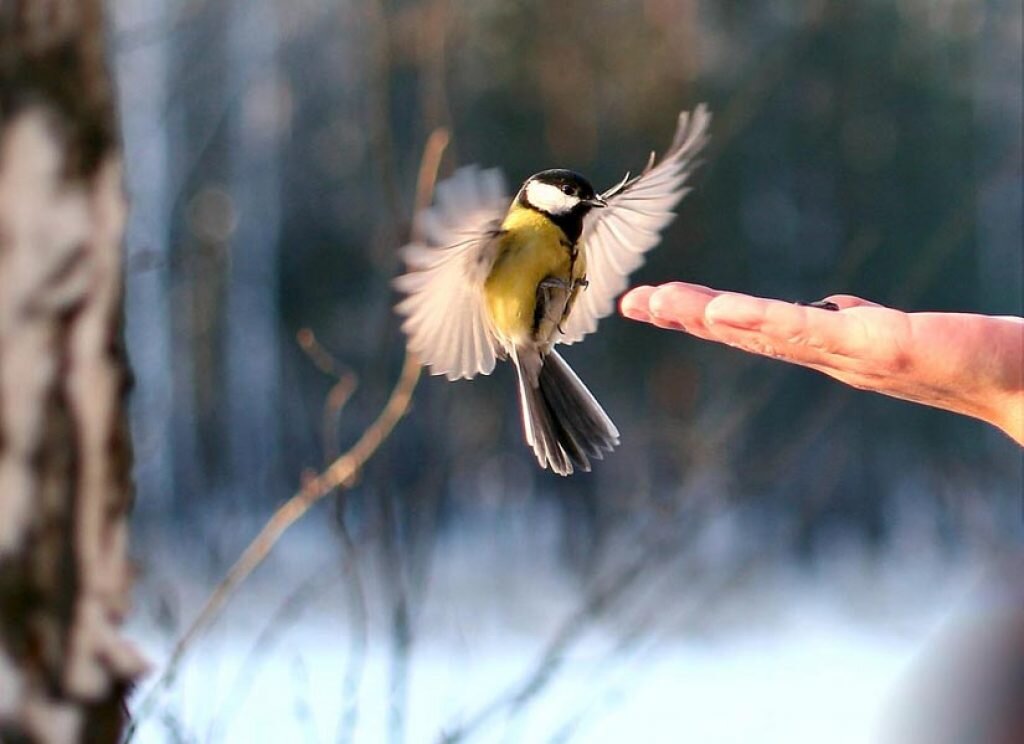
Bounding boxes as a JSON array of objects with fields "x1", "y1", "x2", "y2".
[{"x1": 525, "y1": 181, "x2": 580, "y2": 215}]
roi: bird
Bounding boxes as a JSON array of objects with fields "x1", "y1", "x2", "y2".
[{"x1": 394, "y1": 105, "x2": 711, "y2": 475}]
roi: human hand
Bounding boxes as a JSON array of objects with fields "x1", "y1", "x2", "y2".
[{"x1": 620, "y1": 282, "x2": 1024, "y2": 445}]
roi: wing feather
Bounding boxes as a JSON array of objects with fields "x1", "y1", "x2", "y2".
[
  {"x1": 559, "y1": 104, "x2": 711, "y2": 345},
  {"x1": 394, "y1": 166, "x2": 508, "y2": 380}
]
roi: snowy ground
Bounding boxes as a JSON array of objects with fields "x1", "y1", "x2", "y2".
[{"x1": 125, "y1": 513, "x2": 998, "y2": 744}]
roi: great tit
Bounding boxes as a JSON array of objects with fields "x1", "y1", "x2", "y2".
[{"x1": 395, "y1": 105, "x2": 711, "y2": 475}]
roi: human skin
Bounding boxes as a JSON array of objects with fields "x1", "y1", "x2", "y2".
[{"x1": 620, "y1": 282, "x2": 1024, "y2": 446}]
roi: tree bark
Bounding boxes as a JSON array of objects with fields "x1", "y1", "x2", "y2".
[{"x1": 0, "y1": 2, "x2": 145, "y2": 742}]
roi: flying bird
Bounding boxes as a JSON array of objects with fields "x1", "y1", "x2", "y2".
[{"x1": 395, "y1": 105, "x2": 711, "y2": 475}]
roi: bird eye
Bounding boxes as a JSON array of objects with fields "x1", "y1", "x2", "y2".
[{"x1": 561, "y1": 184, "x2": 574, "y2": 196}]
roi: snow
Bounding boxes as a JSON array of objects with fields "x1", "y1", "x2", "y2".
[{"x1": 126, "y1": 518, "x2": 984, "y2": 744}]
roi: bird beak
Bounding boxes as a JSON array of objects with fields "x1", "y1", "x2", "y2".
[{"x1": 586, "y1": 195, "x2": 608, "y2": 208}]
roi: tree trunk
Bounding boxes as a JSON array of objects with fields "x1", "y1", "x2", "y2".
[{"x1": 0, "y1": 2, "x2": 145, "y2": 742}]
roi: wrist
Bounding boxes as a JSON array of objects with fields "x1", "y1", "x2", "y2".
[
  {"x1": 927, "y1": 313, "x2": 1024, "y2": 446},
  {"x1": 989, "y1": 390, "x2": 1024, "y2": 445},
  {"x1": 985, "y1": 317, "x2": 1024, "y2": 445}
]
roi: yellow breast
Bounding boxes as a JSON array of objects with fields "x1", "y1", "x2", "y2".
[{"x1": 484, "y1": 206, "x2": 586, "y2": 347}]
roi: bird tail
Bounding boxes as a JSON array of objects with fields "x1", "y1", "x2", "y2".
[{"x1": 512, "y1": 348, "x2": 620, "y2": 476}]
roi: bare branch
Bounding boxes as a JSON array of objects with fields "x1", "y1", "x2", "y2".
[
  {"x1": 125, "y1": 125, "x2": 451, "y2": 742},
  {"x1": 334, "y1": 522, "x2": 370, "y2": 744},
  {"x1": 125, "y1": 351, "x2": 421, "y2": 740},
  {"x1": 205, "y1": 560, "x2": 335, "y2": 741},
  {"x1": 298, "y1": 327, "x2": 360, "y2": 461}
]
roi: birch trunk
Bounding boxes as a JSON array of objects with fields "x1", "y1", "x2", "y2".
[{"x1": 0, "y1": 2, "x2": 145, "y2": 741}]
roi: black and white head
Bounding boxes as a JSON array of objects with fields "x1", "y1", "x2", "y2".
[{"x1": 518, "y1": 169, "x2": 607, "y2": 217}]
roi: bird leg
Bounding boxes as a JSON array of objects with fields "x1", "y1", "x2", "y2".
[
  {"x1": 539, "y1": 277, "x2": 570, "y2": 292},
  {"x1": 535, "y1": 277, "x2": 572, "y2": 336}
]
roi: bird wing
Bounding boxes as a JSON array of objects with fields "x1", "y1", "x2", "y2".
[
  {"x1": 558, "y1": 104, "x2": 712, "y2": 345},
  {"x1": 394, "y1": 166, "x2": 508, "y2": 380}
]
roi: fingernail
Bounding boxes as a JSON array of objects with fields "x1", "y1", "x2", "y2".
[{"x1": 705, "y1": 294, "x2": 764, "y2": 329}]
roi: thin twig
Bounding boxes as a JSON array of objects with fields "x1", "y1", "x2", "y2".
[
  {"x1": 324, "y1": 376, "x2": 359, "y2": 462},
  {"x1": 384, "y1": 499, "x2": 412, "y2": 744},
  {"x1": 546, "y1": 550, "x2": 758, "y2": 744},
  {"x1": 334, "y1": 520, "x2": 370, "y2": 744},
  {"x1": 124, "y1": 352, "x2": 421, "y2": 741},
  {"x1": 378, "y1": 125, "x2": 451, "y2": 744},
  {"x1": 126, "y1": 123, "x2": 447, "y2": 743},
  {"x1": 437, "y1": 535, "x2": 678, "y2": 744},
  {"x1": 364, "y1": 0, "x2": 404, "y2": 231},
  {"x1": 297, "y1": 327, "x2": 358, "y2": 380},
  {"x1": 412, "y1": 128, "x2": 451, "y2": 234},
  {"x1": 297, "y1": 327, "x2": 360, "y2": 462},
  {"x1": 205, "y1": 560, "x2": 335, "y2": 741}
]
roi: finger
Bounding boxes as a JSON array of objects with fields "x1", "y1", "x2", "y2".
[
  {"x1": 620, "y1": 285, "x2": 659, "y2": 322},
  {"x1": 647, "y1": 283, "x2": 722, "y2": 334},
  {"x1": 622, "y1": 282, "x2": 720, "y2": 333},
  {"x1": 652, "y1": 281, "x2": 720, "y2": 296},
  {"x1": 704, "y1": 293, "x2": 873, "y2": 357}
]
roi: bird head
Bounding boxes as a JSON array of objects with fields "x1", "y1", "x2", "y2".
[{"x1": 519, "y1": 169, "x2": 607, "y2": 217}]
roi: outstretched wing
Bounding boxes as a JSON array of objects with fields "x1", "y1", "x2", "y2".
[
  {"x1": 559, "y1": 104, "x2": 712, "y2": 345},
  {"x1": 394, "y1": 166, "x2": 509, "y2": 380}
]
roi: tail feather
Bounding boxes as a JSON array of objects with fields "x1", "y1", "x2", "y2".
[
  {"x1": 512, "y1": 348, "x2": 571, "y2": 475},
  {"x1": 513, "y1": 348, "x2": 619, "y2": 476}
]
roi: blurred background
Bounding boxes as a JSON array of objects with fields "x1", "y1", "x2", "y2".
[{"x1": 111, "y1": 0, "x2": 1023, "y2": 741}]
